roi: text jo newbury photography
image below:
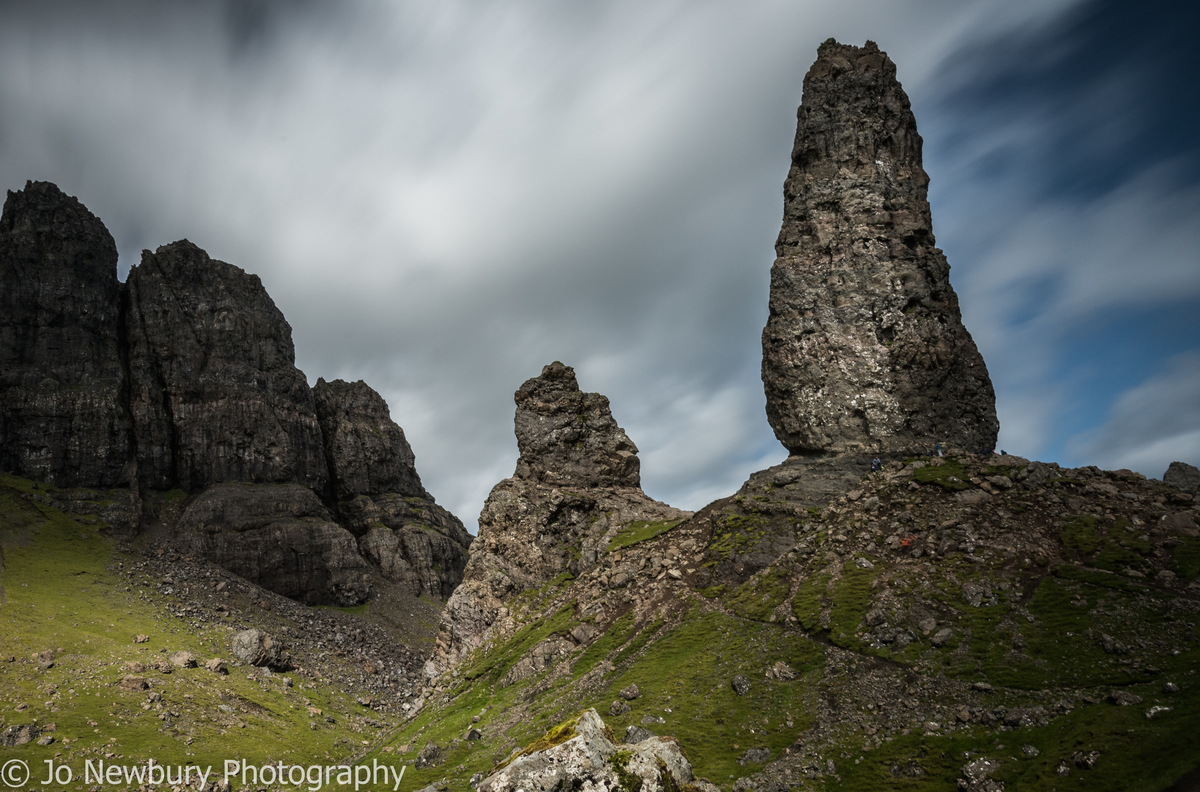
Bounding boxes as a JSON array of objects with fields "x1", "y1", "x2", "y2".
[{"x1": 8, "y1": 757, "x2": 408, "y2": 791}]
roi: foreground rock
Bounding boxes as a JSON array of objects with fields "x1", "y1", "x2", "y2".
[
  {"x1": 1165, "y1": 461, "x2": 1200, "y2": 495},
  {"x1": 479, "y1": 708, "x2": 702, "y2": 792},
  {"x1": 431, "y1": 363, "x2": 688, "y2": 671},
  {"x1": 761, "y1": 39, "x2": 997, "y2": 457}
]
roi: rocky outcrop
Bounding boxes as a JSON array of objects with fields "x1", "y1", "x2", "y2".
[
  {"x1": 314, "y1": 378, "x2": 425, "y2": 500},
  {"x1": 125, "y1": 240, "x2": 327, "y2": 492},
  {"x1": 1164, "y1": 462, "x2": 1200, "y2": 495},
  {"x1": 761, "y1": 40, "x2": 998, "y2": 457},
  {"x1": 176, "y1": 483, "x2": 371, "y2": 605},
  {"x1": 432, "y1": 363, "x2": 687, "y2": 671},
  {"x1": 478, "y1": 709, "x2": 701, "y2": 792},
  {"x1": 315, "y1": 377, "x2": 473, "y2": 599},
  {"x1": 0, "y1": 181, "x2": 469, "y2": 607},
  {"x1": 513, "y1": 362, "x2": 640, "y2": 487},
  {"x1": 0, "y1": 181, "x2": 130, "y2": 488}
]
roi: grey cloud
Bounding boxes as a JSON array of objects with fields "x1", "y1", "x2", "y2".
[
  {"x1": 1068, "y1": 353, "x2": 1200, "y2": 477},
  {"x1": 2, "y1": 0, "x2": 1124, "y2": 531}
]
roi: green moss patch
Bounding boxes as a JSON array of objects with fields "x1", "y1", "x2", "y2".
[
  {"x1": 912, "y1": 459, "x2": 971, "y2": 491},
  {"x1": 607, "y1": 520, "x2": 682, "y2": 552}
]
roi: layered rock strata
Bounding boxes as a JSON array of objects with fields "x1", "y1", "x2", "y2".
[
  {"x1": 125, "y1": 240, "x2": 327, "y2": 492},
  {"x1": 0, "y1": 180, "x2": 470, "y2": 605},
  {"x1": 0, "y1": 182, "x2": 130, "y2": 488},
  {"x1": 761, "y1": 39, "x2": 998, "y2": 457},
  {"x1": 315, "y1": 377, "x2": 473, "y2": 599},
  {"x1": 432, "y1": 363, "x2": 688, "y2": 671}
]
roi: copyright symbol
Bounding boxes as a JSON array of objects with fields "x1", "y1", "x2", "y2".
[{"x1": 1, "y1": 759, "x2": 28, "y2": 787}]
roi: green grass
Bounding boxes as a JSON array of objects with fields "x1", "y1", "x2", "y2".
[
  {"x1": 606, "y1": 520, "x2": 682, "y2": 552},
  {"x1": 594, "y1": 612, "x2": 823, "y2": 782},
  {"x1": 1172, "y1": 537, "x2": 1200, "y2": 580},
  {"x1": 912, "y1": 458, "x2": 971, "y2": 491},
  {"x1": 792, "y1": 572, "x2": 832, "y2": 631},
  {"x1": 728, "y1": 566, "x2": 792, "y2": 622},
  {"x1": 0, "y1": 475, "x2": 377, "y2": 775},
  {"x1": 834, "y1": 683, "x2": 1200, "y2": 792}
]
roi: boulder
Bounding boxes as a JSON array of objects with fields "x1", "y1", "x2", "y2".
[
  {"x1": 231, "y1": 629, "x2": 286, "y2": 669},
  {"x1": 761, "y1": 40, "x2": 998, "y2": 457},
  {"x1": 478, "y1": 709, "x2": 695, "y2": 792},
  {"x1": 1164, "y1": 462, "x2": 1200, "y2": 495}
]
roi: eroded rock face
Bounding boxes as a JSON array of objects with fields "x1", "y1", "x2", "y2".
[
  {"x1": 313, "y1": 378, "x2": 424, "y2": 500},
  {"x1": 761, "y1": 39, "x2": 998, "y2": 457},
  {"x1": 314, "y1": 377, "x2": 473, "y2": 599},
  {"x1": 0, "y1": 182, "x2": 470, "y2": 609},
  {"x1": 176, "y1": 483, "x2": 370, "y2": 605},
  {"x1": 432, "y1": 364, "x2": 687, "y2": 671},
  {"x1": 513, "y1": 362, "x2": 640, "y2": 488},
  {"x1": 348, "y1": 493, "x2": 474, "y2": 600},
  {"x1": 0, "y1": 181, "x2": 130, "y2": 488},
  {"x1": 125, "y1": 241, "x2": 327, "y2": 491},
  {"x1": 478, "y1": 709, "x2": 696, "y2": 792}
]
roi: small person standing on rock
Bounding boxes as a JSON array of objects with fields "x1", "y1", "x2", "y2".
[
  {"x1": 871, "y1": 457, "x2": 882, "y2": 473},
  {"x1": 935, "y1": 442, "x2": 944, "y2": 457}
]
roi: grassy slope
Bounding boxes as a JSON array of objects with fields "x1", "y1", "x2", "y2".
[
  {"x1": 4, "y1": 462, "x2": 1199, "y2": 792},
  {"x1": 0, "y1": 474, "x2": 398, "y2": 779},
  {"x1": 367, "y1": 460, "x2": 1200, "y2": 791}
]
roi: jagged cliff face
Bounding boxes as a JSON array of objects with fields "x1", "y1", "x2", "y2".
[
  {"x1": 762, "y1": 40, "x2": 998, "y2": 457},
  {"x1": 431, "y1": 363, "x2": 688, "y2": 672},
  {"x1": 0, "y1": 181, "x2": 470, "y2": 606},
  {"x1": 314, "y1": 377, "x2": 473, "y2": 600},
  {"x1": 313, "y1": 377, "x2": 425, "y2": 500},
  {"x1": 0, "y1": 182, "x2": 130, "y2": 488},
  {"x1": 126, "y1": 240, "x2": 328, "y2": 492}
]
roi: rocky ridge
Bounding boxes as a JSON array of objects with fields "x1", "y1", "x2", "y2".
[
  {"x1": 0, "y1": 181, "x2": 470, "y2": 605},
  {"x1": 761, "y1": 39, "x2": 998, "y2": 458}
]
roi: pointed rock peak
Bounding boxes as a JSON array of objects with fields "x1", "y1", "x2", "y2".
[
  {"x1": 761, "y1": 40, "x2": 998, "y2": 457},
  {"x1": 513, "y1": 362, "x2": 640, "y2": 488}
]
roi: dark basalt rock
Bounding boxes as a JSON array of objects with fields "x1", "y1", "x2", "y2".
[
  {"x1": 125, "y1": 240, "x2": 327, "y2": 492},
  {"x1": 176, "y1": 483, "x2": 370, "y2": 606},
  {"x1": 314, "y1": 378, "x2": 425, "y2": 500},
  {"x1": 0, "y1": 181, "x2": 470, "y2": 607},
  {"x1": 513, "y1": 361, "x2": 640, "y2": 487},
  {"x1": 314, "y1": 377, "x2": 473, "y2": 598},
  {"x1": 0, "y1": 181, "x2": 130, "y2": 488},
  {"x1": 1164, "y1": 461, "x2": 1200, "y2": 495},
  {"x1": 345, "y1": 493, "x2": 473, "y2": 599},
  {"x1": 761, "y1": 40, "x2": 998, "y2": 457}
]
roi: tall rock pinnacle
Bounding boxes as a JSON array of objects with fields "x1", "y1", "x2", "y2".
[{"x1": 761, "y1": 40, "x2": 998, "y2": 456}]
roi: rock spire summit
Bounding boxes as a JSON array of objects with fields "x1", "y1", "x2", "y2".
[{"x1": 761, "y1": 39, "x2": 998, "y2": 457}]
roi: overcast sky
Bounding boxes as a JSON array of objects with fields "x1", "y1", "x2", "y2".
[{"x1": 2, "y1": 0, "x2": 1196, "y2": 531}]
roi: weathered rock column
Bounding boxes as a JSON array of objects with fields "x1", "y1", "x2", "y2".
[
  {"x1": 0, "y1": 181, "x2": 130, "y2": 487},
  {"x1": 762, "y1": 39, "x2": 998, "y2": 457}
]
